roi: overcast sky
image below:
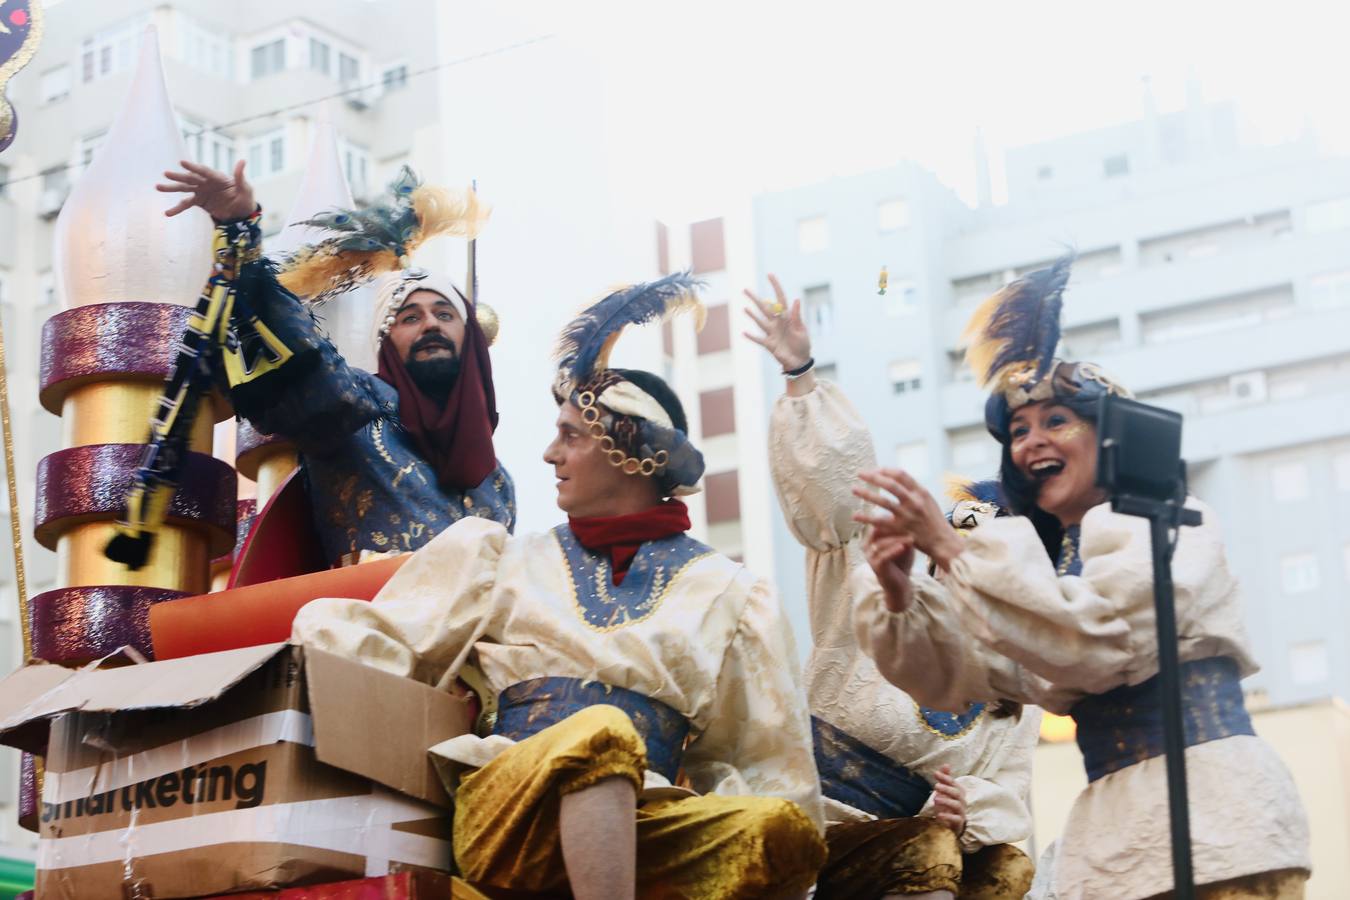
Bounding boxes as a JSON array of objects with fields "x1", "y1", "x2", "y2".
[{"x1": 494, "y1": 0, "x2": 1348, "y2": 217}]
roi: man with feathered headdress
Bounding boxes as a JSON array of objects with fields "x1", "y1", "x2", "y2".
[
  {"x1": 107, "y1": 159, "x2": 514, "y2": 571},
  {"x1": 291, "y1": 274, "x2": 827, "y2": 898}
]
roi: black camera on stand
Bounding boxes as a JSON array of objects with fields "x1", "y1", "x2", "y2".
[{"x1": 1095, "y1": 394, "x2": 1201, "y2": 900}]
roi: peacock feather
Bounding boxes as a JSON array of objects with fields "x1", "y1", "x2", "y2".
[
  {"x1": 960, "y1": 253, "x2": 1074, "y2": 391},
  {"x1": 555, "y1": 272, "x2": 706, "y2": 385},
  {"x1": 276, "y1": 166, "x2": 488, "y2": 303}
]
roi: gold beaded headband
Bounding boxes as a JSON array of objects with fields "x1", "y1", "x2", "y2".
[{"x1": 575, "y1": 388, "x2": 670, "y2": 477}]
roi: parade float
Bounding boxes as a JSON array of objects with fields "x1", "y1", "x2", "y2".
[{"x1": 0, "y1": 27, "x2": 491, "y2": 899}]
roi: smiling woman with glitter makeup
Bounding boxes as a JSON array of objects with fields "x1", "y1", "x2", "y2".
[{"x1": 848, "y1": 255, "x2": 1310, "y2": 900}]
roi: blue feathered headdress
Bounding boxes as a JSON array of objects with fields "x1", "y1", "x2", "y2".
[
  {"x1": 961, "y1": 253, "x2": 1130, "y2": 442},
  {"x1": 555, "y1": 271, "x2": 705, "y2": 390},
  {"x1": 961, "y1": 253, "x2": 1073, "y2": 393},
  {"x1": 553, "y1": 272, "x2": 707, "y2": 494}
]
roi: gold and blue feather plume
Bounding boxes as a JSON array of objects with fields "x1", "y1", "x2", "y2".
[
  {"x1": 555, "y1": 272, "x2": 706, "y2": 386},
  {"x1": 960, "y1": 253, "x2": 1074, "y2": 390},
  {"x1": 276, "y1": 166, "x2": 488, "y2": 303},
  {"x1": 944, "y1": 476, "x2": 1005, "y2": 507}
]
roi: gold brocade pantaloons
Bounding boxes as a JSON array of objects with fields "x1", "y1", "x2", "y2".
[
  {"x1": 816, "y1": 817, "x2": 1034, "y2": 900},
  {"x1": 454, "y1": 704, "x2": 827, "y2": 898}
]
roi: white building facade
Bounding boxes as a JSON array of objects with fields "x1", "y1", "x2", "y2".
[{"x1": 750, "y1": 99, "x2": 1350, "y2": 714}]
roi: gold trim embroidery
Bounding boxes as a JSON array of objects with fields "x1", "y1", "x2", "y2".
[
  {"x1": 912, "y1": 700, "x2": 986, "y2": 741},
  {"x1": 554, "y1": 532, "x2": 712, "y2": 634}
]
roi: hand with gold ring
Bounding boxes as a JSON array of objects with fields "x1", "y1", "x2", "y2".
[{"x1": 742, "y1": 273, "x2": 811, "y2": 374}]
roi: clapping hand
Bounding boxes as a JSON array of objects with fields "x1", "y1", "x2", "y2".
[{"x1": 853, "y1": 468, "x2": 965, "y2": 573}]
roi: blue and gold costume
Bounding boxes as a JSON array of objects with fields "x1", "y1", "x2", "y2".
[
  {"x1": 854, "y1": 255, "x2": 1310, "y2": 899},
  {"x1": 769, "y1": 379, "x2": 1038, "y2": 900},
  {"x1": 223, "y1": 215, "x2": 515, "y2": 566},
  {"x1": 292, "y1": 274, "x2": 826, "y2": 896}
]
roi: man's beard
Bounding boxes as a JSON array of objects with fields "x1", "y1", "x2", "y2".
[{"x1": 405, "y1": 353, "x2": 461, "y2": 403}]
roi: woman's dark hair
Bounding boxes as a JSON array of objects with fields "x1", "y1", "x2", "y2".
[{"x1": 996, "y1": 393, "x2": 1100, "y2": 561}]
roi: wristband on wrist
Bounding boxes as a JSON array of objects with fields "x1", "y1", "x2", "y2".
[{"x1": 783, "y1": 357, "x2": 815, "y2": 379}]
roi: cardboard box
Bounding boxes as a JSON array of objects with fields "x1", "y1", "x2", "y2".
[
  {"x1": 0, "y1": 644, "x2": 474, "y2": 900},
  {"x1": 208, "y1": 870, "x2": 489, "y2": 899}
]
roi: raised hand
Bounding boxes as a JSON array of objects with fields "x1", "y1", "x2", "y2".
[
  {"x1": 156, "y1": 159, "x2": 256, "y2": 221},
  {"x1": 853, "y1": 468, "x2": 965, "y2": 572},
  {"x1": 862, "y1": 528, "x2": 916, "y2": 613},
  {"x1": 742, "y1": 273, "x2": 811, "y2": 372},
  {"x1": 932, "y1": 765, "x2": 967, "y2": 835}
]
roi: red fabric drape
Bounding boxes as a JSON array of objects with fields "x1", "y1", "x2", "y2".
[
  {"x1": 375, "y1": 302, "x2": 498, "y2": 491},
  {"x1": 568, "y1": 500, "x2": 691, "y2": 585}
]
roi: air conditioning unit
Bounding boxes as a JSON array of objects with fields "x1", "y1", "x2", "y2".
[
  {"x1": 343, "y1": 84, "x2": 374, "y2": 111},
  {"x1": 38, "y1": 187, "x2": 67, "y2": 219},
  {"x1": 1229, "y1": 371, "x2": 1267, "y2": 404}
]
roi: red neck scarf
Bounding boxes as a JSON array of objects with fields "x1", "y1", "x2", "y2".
[
  {"x1": 375, "y1": 307, "x2": 498, "y2": 492},
  {"x1": 568, "y1": 499, "x2": 691, "y2": 585}
]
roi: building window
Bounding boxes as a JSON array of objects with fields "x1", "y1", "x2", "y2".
[
  {"x1": 1280, "y1": 553, "x2": 1320, "y2": 594},
  {"x1": 1289, "y1": 641, "x2": 1330, "y2": 686},
  {"x1": 250, "y1": 39, "x2": 286, "y2": 79},
  {"x1": 950, "y1": 428, "x2": 997, "y2": 472},
  {"x1": 176, "y1": 17, "x2": 233, "y2": 80},
  {"x1": 655, "y1": 222, "x2": 670, "y2": 276},
  {"x1": 797, "y1": 216, "x2": 828, "y2": 253},
  {"x1": 699, "y1": 387, "x2": 736, "y2": 439},
  {"x1": 340, "y1": 141, "x2": 370, "y2": 195},
  {"x1": 895, "y1": 440, "x2": 930, "y2": 478},
  {"x1": 1335, "y1": 453, "x2": 1350, "y2": 492},
  {"x1": 1306, "y1": 197, "x2": 1350, "y2": 234},
  {"x1": 888, "y1": 358, "x2": 922, "y2": 394},
  {"x1": 878, "y1": 198, "x2": 909, "y2": 232},
  {"x1": 815, "y1": 362, "x2": 838, "y2": 382},
  {"x1": 309, "y1": 38, "x2": 331, "y2": 75},
  {"x1": 382, "y1": 65, "x2": 409, "y2": 91},
  {"x1": 338, "y1": 52, "x2": 360, "y2": 85},
  {"x1": 1037, "y1": 165, "x2": 1053, "y2": 181},
  {"x1": 705, "y1": 470, "x2": 741, "y2": 525},
  {"x1": 803, "y1": 284, "x2": 833, "y2": 336},
  {"x1": 695, "y1": 304, "x2": 731, "y2": 355},
  {"x1": 1103, "y1": 154, "x2": 1130, "y2": 177},
  {"x1": 884, "y1": 279, "x2": 918, "y2": 317},
  {"x1": 41, "y1": 167, "x2": 69, "y2": 193},
  {"x1": 75, "y1": 131, "x2": 107, "y2": 171},
  {"x1": 37, "y1": 270, "x2": 58, "y2": 314},
  {"x1": 1271, "y1": 462, "x2": 1309, "y2": 502},
  {"x1": 210, "y1": 132, "x2": 235, "y2": 171},
  {"x1": 1308, "y1": 269, "x2": 1350, "y2": 310},
  {"x1": 80, "y1": 17, "x2": 147, "y2": 84},
  {"x1": 181, "y1": 119, "x2": 234, "y2": 170},
  {"x1": 1061, "y1": 319, "x2": 1122, "y2": 359},
  {"x1": 41, "y1": 65, "x2": 72, "y2": 104},
  {"x1": 690, "y1": 218, "x2": 726, "y2": 274},
  {"x1": 1140, "y1": 286, "x2": 1296, "y2": 345},
  {"x1": 246, "y1": 130, "x2": 287, "y2": 177}
]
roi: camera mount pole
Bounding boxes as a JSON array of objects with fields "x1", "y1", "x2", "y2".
[{"x1": 1111, "y1": 489, "x2": 1203, "y2": 900}]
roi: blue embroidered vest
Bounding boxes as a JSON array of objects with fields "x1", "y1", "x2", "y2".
[
  {"x1": 304, "y1": 378, "x2": 515, "y2": 565},
  {"x1": 549, "y1": 525, "x2": 714, "y2": 631}
]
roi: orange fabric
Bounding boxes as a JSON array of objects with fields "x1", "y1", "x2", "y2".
[{"x1": 149, "y1": 555, "x2": 407, "y2": 660}]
